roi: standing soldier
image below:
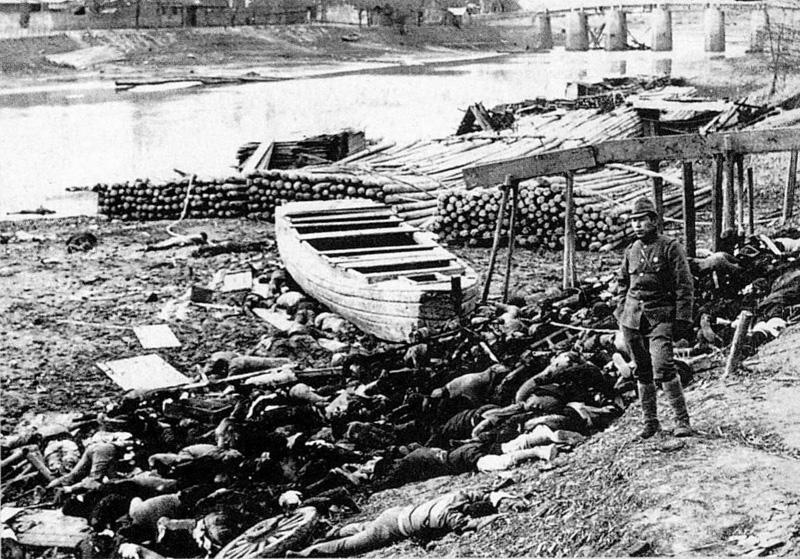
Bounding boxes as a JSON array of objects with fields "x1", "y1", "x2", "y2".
[{"x1": 615, "y1": 196, "x2": 694, "y2": 439}]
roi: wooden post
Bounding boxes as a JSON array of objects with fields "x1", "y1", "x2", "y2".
[
  {"x1": 782, "y1": 150, "x2": 798, "y2": 224},
  {"x1": 647, "y1": 160, "x2": 664, "y2": 233},
  {"x1": 724, "y1": 152, "x2": 736, "y2": 233},
  {"x1": 682, "y1": 161, "x2": 696, "y2": 258},
  {"x1": 481, "y1": 176, "x2": 511, "y2": 304},
  {"x1": 712, "y1": 154, "x2": 724, "y2": 251},
  {"x1": 723, "y1": 310, "x2": 754, "y2": 378},
  {"x1": 502, "y1": 180, "x2": 520, "y2": 304},
  {"x1": 736, "y1": 154, "x2": 745, "y2": 234},
  {"x1": 747, "y1": 167, "x2": 755, "y2": 235},
  {"x1": 450, "y1": 276, "x2": 462, "y2": 320},
  {"x1": 563, "y1": 171, "x2": 577, "y2": 289}
]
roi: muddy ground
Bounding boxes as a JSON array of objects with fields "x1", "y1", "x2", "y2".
[{"x1": 2, "y1": 209, "x2": 799, "y2": 556}]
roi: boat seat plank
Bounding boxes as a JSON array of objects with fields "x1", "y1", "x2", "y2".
[
  {"x1": 361, "y1": 264, "x2": 464, "y2": 283},
  {"x1": 320, "y1": 245, "x2": 436, "y2": 257},
  {"x1": 298, "y1": 225, "x2": 417, "y2": 241},
  {"x1": 292, "y1": 218, "x2": 402, "y2": 231},
  {"x1": 281, "y1": 200, "x2": 382, "y2": 216},
  {"x1": 334, "y1": 251, "x2": 453, "y2": 267},
  {"x1": 288, "y1": 211, "x2": 395, "y2": 224}
]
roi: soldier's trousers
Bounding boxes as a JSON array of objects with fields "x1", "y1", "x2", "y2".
[{"x1": 621, "y1": 318, "x2": 677, "y2": 384}]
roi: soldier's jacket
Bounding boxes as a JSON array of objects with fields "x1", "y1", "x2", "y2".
[{"x1": 614, "y1": 234, "x2": 694, "y2": 329}]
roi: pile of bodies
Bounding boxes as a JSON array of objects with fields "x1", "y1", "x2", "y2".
[{"x1": 2, "y1": 231, "x2": 799, "y2": 559}]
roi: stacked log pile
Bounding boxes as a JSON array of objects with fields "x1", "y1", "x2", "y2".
[
  {"x1": 96, "y1": 106, "x2": 644, "y2": 229},
  {"x1": 435, "y1": 167, "x2": 712, "y2": 251},
  {"x1": 96, "y1": 172, "x2": 440, "y2": 226}
]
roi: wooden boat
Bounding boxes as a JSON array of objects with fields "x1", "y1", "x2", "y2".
[{"x1": 275, "y1": 199, "x2": 479, "y2": 342}]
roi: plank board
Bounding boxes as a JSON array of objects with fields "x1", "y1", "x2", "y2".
[
  {"x1": 288, "y1": 210, "x2": 395, "y2": 223},
  {"x1": 464, "y1": 127, "x2": 800, "y2": 185},
  {"x1": 222, "y1": 270, "x2": 253, "y2": 292},
  {"x1": 330, "y1": 248, "x2": 449, "y2": 264},
  {"x1": 361, "y1": 264, "x2": 463, "y2": 283},
  {"x1": 462, "y1": 146, "x2": 597, "y2": 187},
  {"x1": 320, "y1": 245, "x2": 436, "y2": 257},
  {"x1": 97, "y1": 354, "x2": 191, "y2": 391},
  {"x1": 280, "y1": 199, "x2": 380, "y2": 216},
  {"x1": 292, "y1": 218, "x2": 402, "y2": 231},
  {"x1": 251, "y1": 308, "x2": 295, "y2": 332},
  {"x1": 132, "y1": 324, "x2": 181, "y2": 349},
  {"x1": 6, "y1": 508, "x2": 90, "y2": 549},
  {"x1": 298, "y1": 225, "x2": 416, "y2": 241},
  {"x1": 337, "y1": 253, "x2": 454, "y2": 269}
]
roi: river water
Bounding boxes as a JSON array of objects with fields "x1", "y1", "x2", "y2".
[{"x1": 0, "y1": 25, "x2": 751, "y2": 218}]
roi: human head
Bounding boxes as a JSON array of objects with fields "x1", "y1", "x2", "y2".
[{"x1": 628, "y1": 197, "x2": 657, "y2": 239}]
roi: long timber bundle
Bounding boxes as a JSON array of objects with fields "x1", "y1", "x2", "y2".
[{"x1": 97, "y1": 105, "x2": 672, "y2": 247}]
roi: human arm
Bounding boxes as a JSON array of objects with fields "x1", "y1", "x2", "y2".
[
  {"x1": 614, "y1": 249, "x2": 631, "y2": 318},
  {"x1": 668, "y1": 240, "x2": 694, "y2": 330}
]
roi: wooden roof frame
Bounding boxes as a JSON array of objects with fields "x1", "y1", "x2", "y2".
[
  {"x1": 461, "y1": 126, "x2": 800, "y2": 290},
  {"x1": 463, "y1": 127, "x2": 800, "y2": 187}
]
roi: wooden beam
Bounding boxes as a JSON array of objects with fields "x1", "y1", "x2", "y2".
[
  {"x1": 682, "y1": 161, "x2": 696, "y2": 258},
  {"x1": 736, "y1": 155, "x2": 745, "y2": 233},
  {"x1": 647, "y1": 160, "x2": 664, "y2": 233},
  {"x1": 783, "y1": 150, "x2": 798, "y2": 224},
  {"x1": 463, "y1": 128, "x2": 800, "y2": 186},
  {"x1": 712, "y1": 154, "x2": 724, "y2": 251},
  {"x1": 747, "y1": 167, "x2": 755, "y2": 235},
  {"x1": 463, "y1": 147, "x2": 596, "y2": 188},
  {"x1": 724, "y1": 153, "x2": 736, "y2": 233},
  {"x1": 503, "y1": 180, "x2": 520, "y2": 304},
  {"x1": 481, "y1": 177, "x2": 511, "y2": 303},
  {"x1": 563, "y1": 171, "x2": 577, "y2": 290}
]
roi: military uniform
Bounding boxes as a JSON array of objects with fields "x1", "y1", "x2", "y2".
[
  {"x1": 615, "y1": 196, "x2": 694, "y2": 438},
  {"x1": 615, "y1": 233, "x2": 694, "y2": 383}
]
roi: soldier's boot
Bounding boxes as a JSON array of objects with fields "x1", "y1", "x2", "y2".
[
  {"x1": 662, "y1": 376, "x2": 692, "y2": 437},
  {"x1": 637, "y1": 382, "x2": 661, "y2": 439}
]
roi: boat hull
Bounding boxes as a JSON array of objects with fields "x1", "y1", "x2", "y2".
[{"x1": 275, "y1": 201, "x2": 478, "y2": 342}]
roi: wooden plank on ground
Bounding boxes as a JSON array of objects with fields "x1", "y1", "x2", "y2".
[
  {"x1": 6, "y1": 508, "x2": 90, "y2": 549},
  {"x1": 97, "y1": 354, "x2": 191, "y2": 391},
  {"x1": 132, "y1": 324, "x2": 181, "y2": 349},
  {"x1": 222, "y1": 270, "x2": 253, "y2": 292},
  {"x1": 251, "y1": 308, "x2": 295, "y2": 332}
]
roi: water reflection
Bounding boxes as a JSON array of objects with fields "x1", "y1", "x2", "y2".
[{"x1": 0, "y1": 40, "x2": 749, "y2": 215}]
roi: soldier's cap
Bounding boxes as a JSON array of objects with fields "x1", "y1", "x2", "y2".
[{"x1": 628, "y1": 196, "x2": 657, "y2": 219}]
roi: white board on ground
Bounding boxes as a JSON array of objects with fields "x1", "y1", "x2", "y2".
[
  {"x1": 5, "y1": 508, "x2": 91, "y2": 549},
  {"x1": 222, "y1": 270, "x2": 253, "y2": 292},
  {"x1": 97, "y1": 354, "x2": 190, "y2": 391},
  {"x1": 251, "y1": 308, "x2": 295, "y2": 332},
  {"x1": 133, "y1": 324, "x2": 182, "y2": 349}
]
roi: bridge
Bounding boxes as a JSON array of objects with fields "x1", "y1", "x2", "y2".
[{"x1": 492, "y1": 1, "x2": 797, "y2": 53}]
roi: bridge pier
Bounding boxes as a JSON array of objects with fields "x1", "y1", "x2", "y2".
[
  {"x1": 651, "y1": 7, "x2": 672, "y2": 51},
  {"x1": 604, "y1": 8, "x2": 628, "y2": 51},
  {"x1": 565, "y1": 10, "x2": 589, "y2": 51},
  {"x1": 749, "y1": 9, "x2": 767, "y2": 53},
  {"x1": 704, "y1": 7, "x2": 725, "y2": 53},
  {"x1": 532, "y1": 11, "x2": 553, "y2": 51}
]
